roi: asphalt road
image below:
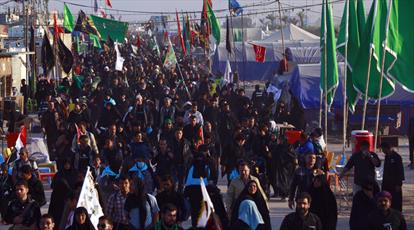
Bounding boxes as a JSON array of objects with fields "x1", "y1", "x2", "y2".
[{"x1": 1, "y1": 136, "x2": 414, "y2": 230}]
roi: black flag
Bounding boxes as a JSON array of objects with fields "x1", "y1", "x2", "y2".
[
  {"x1": 107, "y1": 35, "x2": 114, "y2": 47},
  {"x1": 41, "y1": 34, "x2": 54, "y2": 75},
  {"x1": 226, "y1": 16, "x2": 232, "y2": 54},
  {"x1": 57, "y1": 36, "x2": 74, "y2": 74},
  {"x1": 74, "y1": 10, "x2": 100, "y2": 37}
]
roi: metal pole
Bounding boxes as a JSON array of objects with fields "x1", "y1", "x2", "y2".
[
  {"x1": 361, "y1": 47, "x2": 374, "y2": 130},
  {"x1": 24, "y1": 1, "x2": 29, "y2": 86},
  {"x1": 277, "y1": 1, "x2": 285, "y2": 57},
  {"x1": 175, "y1": 62, "x2": 192, "y2": 101},
  {"x1": 241, "y1": 11, "x2": 245, "y2": 89},
  {"x1": 374, "y1": 0, "x2": 393, "y2": 150},
  {"x1": 324, "y1": 1, "x2": 328, "y2": 145},
  {"x1": 362, "y1": 0, "x2": 379, "y2": 130},
  {"x1": 319, "y1": 91, "x2": 323, "y2": 127},
  {"x1": 342, "y1": 0, "x2": 349, "y2": 154}
]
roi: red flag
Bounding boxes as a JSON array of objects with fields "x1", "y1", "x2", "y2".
[
  {"x1": 15, "y1": 125, "x2": 27, "y2": 151},
  {"x1": 99, "y1": 8, "x2": 107, "y2": 18},
  {"x1": 136, "y1": 34, "x2": 141, "y2": 48},
  {"x1": 252, "y1": 44, "x2": 266, "y2": 63},
  {"x1": 105, "y1": 0, "x2": 112, "y2": 8},
  {"x1": 176, "y1": 10, "x2": 186, "y2": 54},
  {"x1": 198, "y1": 126, "x2": 204, "y2": 144},
  {"x1": 53, "y1": 14, "x2": 64, "y2": 37}
]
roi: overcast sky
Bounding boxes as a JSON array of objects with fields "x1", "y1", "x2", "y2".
[{"x1": 44, "y1": 0, "x2": 373, "y2": 25}]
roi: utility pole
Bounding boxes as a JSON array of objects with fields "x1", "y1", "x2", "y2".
[{"x1": 23, "y1": 0, "x2": 30, "y2": 96}]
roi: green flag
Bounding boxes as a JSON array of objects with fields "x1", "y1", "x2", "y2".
[
  {"x1": 337, "y1": 0, "x2": 364, "y2": 113},
  {"x1": 385, "y1": 0, "x2": 414, "y2": 91},
  {"x1": 164, "y1": 38, "x2": 178, "y2": 69},
  {"x1": 353, "y1": 0, "x2": 395, "y2": 99},
  {"x1": 63, "y1": 3, "x2": 75, "y2": 32},
  {"x1": 90, "y1": 34, "x2": 101, "y2": 49},
  {"x1": 149, "y1": 36, "x2": 160, "y2": 57},
  {"x1": 357, "y1": 0, "x2": 366, "y2": 39},
  {"x1": 320, "y1": 0, "x2": 339, "y2": 108},
  {"x1": 90, "y1": 15, "x2": 128, "y2": 43},
  {"x1": 206, "y1": 1, "x2": 220, "y2": 45}
]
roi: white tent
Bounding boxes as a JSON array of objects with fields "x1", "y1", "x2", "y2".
[{"x1": 262, "y1": 23, "x2": 320, "y2": 42}]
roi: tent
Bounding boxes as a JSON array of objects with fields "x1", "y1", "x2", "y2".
[
  {"x1": 212, "y1": 41, "x2": 320, "y2": 81},
  {"x1": 212, "y1": 24, "x2": 320, "y2": 81},
  {"x1": 289, "y1": 63, "x2": 414, "y2": 133},
  {"x1": 290, "y1": 63, "x2": 414, "y2": 109},
  {"x1": 261, "y1": 23, "x2": 320, "y2": 42}
]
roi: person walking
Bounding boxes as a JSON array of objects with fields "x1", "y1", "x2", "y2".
[
  {"x1": 380, "y1": 142, "x2": 405, "y2": 212},
  {"x1": 367, "y1": 191, "x2": 407, "y2": 230},
  {"x1": 280, "y1": 192, "x2": 322, "y2": 230},
  {"x1": 339, "y1": 140, "x2": 381, "y2": 194}
]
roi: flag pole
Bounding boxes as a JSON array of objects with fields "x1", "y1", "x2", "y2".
[
  {"x1": 241, "y1": 11, "x2": 245, "y2": 89},
  {"x1": 361, "y1": 0, "x2": 378, "y2": 130},
  {"x1": 277, "y1": 0, "x2": 285, "y2": 58},
  {"x1": 175, "y1": 61, "x2": 192, "y2": 100},
  {"x1": 361, "y1": 46, "x2": 373, "y2": 130},
  {"x1": 342, "y1": 0, "x2": 350, "y2": 154},
  {"x1": 323, "y1": 0, "x2": 328, "y2": 145},
  {"x1": 374, "y1": 0, "x2": 393, "y2": 150},
  {"x1": 319, "y1": 91, "x2": 323, "y2": 127},
  {"x1": 229, "y1": 4, "x2": 237, "y2": 81}
]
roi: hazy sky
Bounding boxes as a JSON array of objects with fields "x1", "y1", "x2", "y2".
[{"x1": 44, "y1": 0, "x2": 372, "y2": 25}]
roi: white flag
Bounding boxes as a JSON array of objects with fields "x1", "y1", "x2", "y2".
[
  {"x1": 223, "y1": 59, "x2": 233, "y2": 85},
  {"x1": 196, "y1": 178, "x2": 215, "y2": 228},
  {"x1": 115, "y1": 43, "x2": 124, "y2": 71},
  {"x1": 77, "y1": 167, "x2": 104, "y2": 229}
]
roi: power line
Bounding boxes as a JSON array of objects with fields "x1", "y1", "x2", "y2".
[
  {"x1": 53, "y1": 0, "x2": 344, "y2": 17},
  {"x1": 54, "y1": 0, "x2": 278, "y2": 15}
]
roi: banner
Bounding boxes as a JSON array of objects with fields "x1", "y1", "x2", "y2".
[
  {"x1": 90, "y1": 15, "x2": 128, "y2": 43},
  {"x1": 77, "y1": 167, "x2": 104, "y2": 229},
  {"x1": 115, "y1": 43, "x2": 125, "y2": 71}
]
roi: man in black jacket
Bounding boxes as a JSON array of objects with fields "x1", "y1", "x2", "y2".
[
  {"x1": 367, "y1": 191, "x2": 407, "y2": 230},
  {"x1": 20, "y1": 165, "x2": 46, "y2": 207},
  {"x1": 349, "y1": 179, "x2": 377, "y2": 230},
  {"x1": 339, "y1": 140, "x2": 381, "y2": 194},
  {"x1": 155, "y1": 175, "x2": 188, "y2": 223},
  {"x1": 280, "y1": 192, "x2": 322, "y2": 230},
  {"x1": 380, "y1": 142, "x2": 405, "y2": 211},
  {"x1": 5, "y1": 180, "x2": 41, "y2": 229}
]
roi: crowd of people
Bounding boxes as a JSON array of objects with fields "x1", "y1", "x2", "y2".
[{"x1": 0, "y1": 31, "x2": 409, "y2": 230}]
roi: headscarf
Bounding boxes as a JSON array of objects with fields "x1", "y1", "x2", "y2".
[
  {"x1": 70, "y1": 207, "x2": 95, "y2": 230},
  {"x1": 231, "y1": 180, "x2": 270, "y2": 230},
  {"x1": 238, "y1": 200, "x2": 265, "y2": 230}
]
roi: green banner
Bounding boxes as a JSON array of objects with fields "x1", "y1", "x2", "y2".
[{"x1": 90, "y1": 15, "x2": 129, "y2": 43}]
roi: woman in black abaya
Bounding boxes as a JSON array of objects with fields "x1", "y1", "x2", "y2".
[
  {"x1": 309, "y1": 174, "x2": 338, "y2": 230},
  {"x1": 269, "y1": 135, "x2": 296, "y2": 199},
  {"x1": 48, "y1": 158, "x2": 79, "y2": 228},
  {"x1": 230, "y1": 180, "x2": 271, "y2": 230}
]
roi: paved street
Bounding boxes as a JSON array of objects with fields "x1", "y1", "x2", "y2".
[{"x1": 1, "y1": 136, "x2": 414, "y2": 229}]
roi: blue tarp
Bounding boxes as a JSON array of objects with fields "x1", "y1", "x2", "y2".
[
  {"x1": 212, "y1": 42, "x2": 320, "y2": 81},
  {"x1": 290, "y1": 63, "x2": 414, "y2": 109}
]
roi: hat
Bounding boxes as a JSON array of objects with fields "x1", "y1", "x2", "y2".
[
  {"x1": 376, "y1": 191, "x2": 392, "y2": 201},
  {"x1": 165, "y1": 118, "x2": 173, "y2": 124}
]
